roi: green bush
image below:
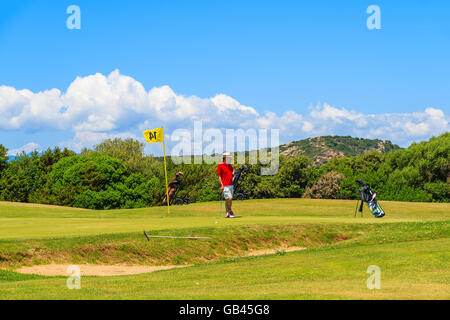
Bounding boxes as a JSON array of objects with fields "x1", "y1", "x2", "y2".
[
  {"x1": 198, "y1": 176, "x2": 220, "y2": 202},
  {"x1": 424, "y1": 182, "x2": 450, "y2": 202},
  {"x1": 1, "y1": 133, "x2": 448, "y2": 208},
  {"x1": 304, "y1": 171, "x2": 344, "y2": 199},
  {"x1": 47, "y1": 153, "x2": 159, "y2": 209}
]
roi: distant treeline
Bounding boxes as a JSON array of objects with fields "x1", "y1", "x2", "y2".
[{"x1": 0, "y1": 133, "x2": 448, "y2": 209}]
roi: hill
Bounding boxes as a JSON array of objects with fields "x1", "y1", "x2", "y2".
[{"x1": 279, "y1": 135, "x2": 401, "y2": 165}]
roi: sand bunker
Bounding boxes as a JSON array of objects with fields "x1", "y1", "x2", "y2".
[
  {"x1": 12, "y1": 247, "x2": 307, "y2": 276},
  {"x1": 16, "y1": 264, "x2": 188, "y2": 276},
  {"x1": 245, "y1": 246, "x2": 306, "y2": 257},
  {"x1": 0, "y1": 201, "x2": 87, "y2": 210}
]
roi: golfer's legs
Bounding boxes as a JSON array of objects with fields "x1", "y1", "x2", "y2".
[
  {"x1": 162, "y1": 187, "x2": 175, "y2": 205},
  {"x1": 225, "y1": 199, "x2": 232, "y2": 213},
  {"x1": 168, "y1": 187, "x2": 175, "y2": 201},
  {"x1": 223, "y1": 186, "x2": 233, "y2": 213}
]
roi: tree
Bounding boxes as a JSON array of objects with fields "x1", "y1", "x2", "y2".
[
  {"x1": 304, "y1": 171, "x2": 344, "y2": 199},
  {"x1": 273, "y1": 156, "x2": 311, "y2": 198},
  {"x1": 48, "y1": 152, "x2": 160, "y2": 209},
  {"x1": 0, "y1": 152, "x2": 40, "y2": 202},
  {"x1": 38, "y1": 147, "x2": 75, "y2": 174},
  {"x1": 0, "y1": 144, "x2": 8, "y2": 174},
  {"x1": 94, "y1": 138, "x2": 162, "y2": 178}
]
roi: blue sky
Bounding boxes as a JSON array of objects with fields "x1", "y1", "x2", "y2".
[{"x1": 0, "y1": 0, "x2": 449, "y2": 155}]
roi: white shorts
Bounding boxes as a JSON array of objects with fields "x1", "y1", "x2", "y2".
[{"x1": 223, "y1": 185, "x2": 234, "y2": 200}]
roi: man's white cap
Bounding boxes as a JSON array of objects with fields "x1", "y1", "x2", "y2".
[{"x1": 223, "y1": 152, "x2": 231, "y2": 156}]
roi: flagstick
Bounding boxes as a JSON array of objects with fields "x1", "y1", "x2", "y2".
[{"x1": 162, "y1": 139, "x2": 170, "y2": 215}]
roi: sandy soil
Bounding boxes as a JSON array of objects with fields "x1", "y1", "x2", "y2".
[
  {"x1": 11, "y1": 247, "x2": 306, "y2": 276},
  {"x1": 245, "y1": 246, "x2": 306, "y2": 257},
  {"x1": 0, "y1": 201, "x2": 87, "y2": 210},
  {"x1": 15, "y1": 264, "x2": 188, "y2": 276}
]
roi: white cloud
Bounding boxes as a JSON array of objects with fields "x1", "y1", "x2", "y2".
[
  {"x1": 0, "y1": 70, "x2": 449, "y2": 152},
  {"x1": 302, "y1": 104, "x2": 448, "y2": 145},
  {"x1": 0, "y1": 86, "x2": 64, "y2": 131},
  {"x1": 7, "y1": 142, "x2": 42, "y2": 156},
  {"x1": 302, "y1": 121, "x2": 314, "y2": 133}
]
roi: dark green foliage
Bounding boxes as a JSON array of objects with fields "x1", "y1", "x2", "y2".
[
  {"x1": 49, "y1": 153, "x2": 160, "y2": 209},
  {"x1": 272, "y1": 156, "x2": 310, "y2": 198},
  {"x1": 49, "y1": 153, "x2": 127, "y2": 207},
  {"x1": 198, "y1": 178, "x2": 221, "y2": 202},
  {"x1": 0, "y1": 144, "x2": 8, "y2": 174},
  {"x1": 424, "y1": 182, "x2": 450, "y2": 202},
  {"x1": 0, "y1": 147, "x2": 76, "y2": 203},
  {"x1": 320, "y1": 133, "x2": 449, "y2": 202},
  {"x1": 92, "y1": 138, "x2": 162, "y2": 179},
  {"x1": 0, "y1": 152, "x2": 42, "y2": 202},
  {"x1": 0, "y1": 133, "x2": 448, "y2": 208},
  {"x1": 0, "y1": 148, "x2": 161, "y2": 209}
]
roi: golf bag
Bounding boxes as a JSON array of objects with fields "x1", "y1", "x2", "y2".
[
  {"x1": 356, "y1": 179, "x2": 385, "y2": 218},
  {"x1": 162, "y1": 173, "x2": 190, "y2": 206},
  {"x1": 170, "y1": 186, "x2": 191, "y2": 205},
  {"x1": 233, "y1": 165, "x2": 249, "y2": 200}
]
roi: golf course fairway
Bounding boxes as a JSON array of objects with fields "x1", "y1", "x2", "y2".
[{"x1": 0, "y1": 199, "x2": 448, "y2": 299}]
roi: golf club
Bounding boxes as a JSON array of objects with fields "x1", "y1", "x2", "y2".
[{"x1": 219, "y1": 190, "x2": 224, "y2": 218}]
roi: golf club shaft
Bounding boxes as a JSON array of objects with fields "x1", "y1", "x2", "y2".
[{"x1": 219, "y1": 189, "x2": 224, "y2": 217}]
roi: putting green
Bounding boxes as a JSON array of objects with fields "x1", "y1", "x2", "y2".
[
  {"x1": 0, "y1": 199, "x2": 447, "y2": 240},
  {"x1": 0, "y1": 199, "x2": 448, "y2": 299}
]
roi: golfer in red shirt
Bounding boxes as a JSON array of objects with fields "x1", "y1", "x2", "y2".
[{"x1": 217, "y1": 152, "x2": 235, "y2": 218}]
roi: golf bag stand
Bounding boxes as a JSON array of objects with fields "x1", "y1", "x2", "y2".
[
  {"x1": 170, "y1": 183, "x2": 190, "y2": 206},
  {"x1": 355, "y1": 179, "x2": 385, "y2": 218}
]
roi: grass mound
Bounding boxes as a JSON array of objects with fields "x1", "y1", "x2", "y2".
[{"x1": 0, "y1": 224, "x2": 359, "y2": 268}]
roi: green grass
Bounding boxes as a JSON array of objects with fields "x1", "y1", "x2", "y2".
[
  {"x1": 0, "y1": 269, "x2": 50, "y2": 283},
  {"x1": 0, "y1": 199, "x2": 448, "y2": 299},
  {"x1": 1, "y1": 199, "x2": 447, "y2": 240}
]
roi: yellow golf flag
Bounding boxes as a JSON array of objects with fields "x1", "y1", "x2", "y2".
[
  {"x1": 142, "y1": 127, "x2": 170, "y2": 215},
  {"x1": 143, "y1": 128, "x2": 164, "y2": 143}
]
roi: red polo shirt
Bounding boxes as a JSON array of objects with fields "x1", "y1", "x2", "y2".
[{"x1": 217, "y1": 162, "x2": 234, "y2": 187}]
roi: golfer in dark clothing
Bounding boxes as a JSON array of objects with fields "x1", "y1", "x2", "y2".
[
  {"x1": 217, "y1": 153, "x2": 235, "y2": 218},
  {"x1": 162, "y1": 172, "x2": 183, "y2": 205}
]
